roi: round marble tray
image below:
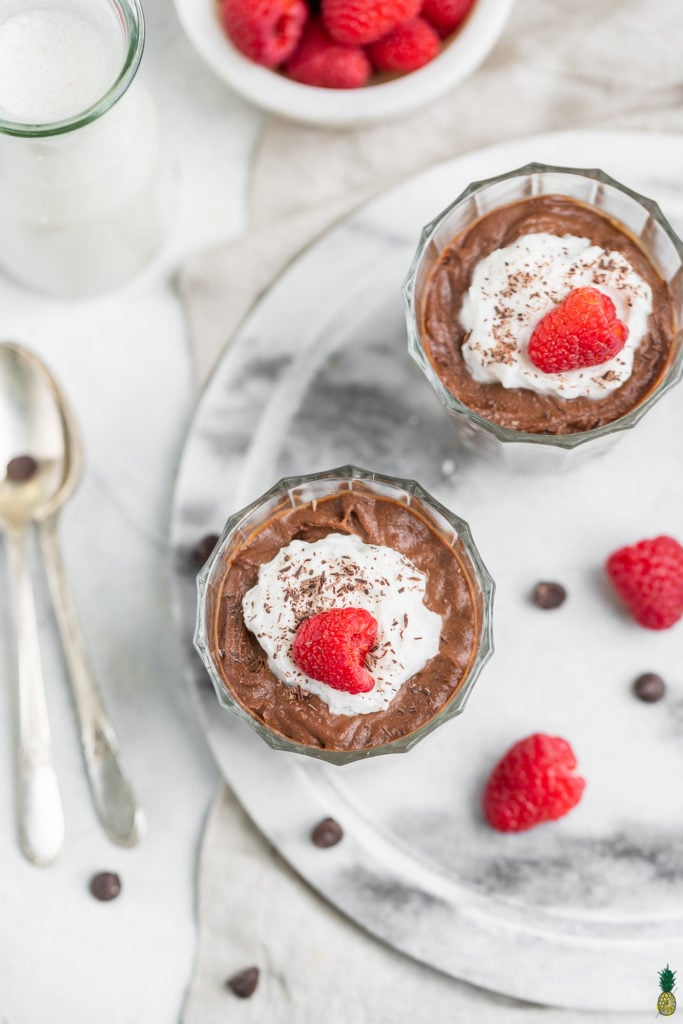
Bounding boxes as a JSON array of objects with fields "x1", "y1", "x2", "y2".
[{"x1": 170, "y1": 130, "x2": 683, "y2": 1011}]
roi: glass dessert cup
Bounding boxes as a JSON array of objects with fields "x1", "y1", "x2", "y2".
[
  {"x1": 194, "y1": 465, "x2": 494, "y2": 766},
  {"x1": 403, "y1": 163, "x2": 683, "y2": 472}
]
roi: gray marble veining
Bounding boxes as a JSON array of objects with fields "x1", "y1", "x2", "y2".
[{"x1": 171, "y1": 132, "x2": 683, "y2": 1011}]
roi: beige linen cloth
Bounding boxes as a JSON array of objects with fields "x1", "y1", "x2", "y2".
[{"x1": 180, "y1": 2, "x2": 683, "y2": 1019}]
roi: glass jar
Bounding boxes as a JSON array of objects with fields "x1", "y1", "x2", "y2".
[
  {"x1": 0, "y1": 0, "x2": 171, "y2": 297},
  {"x1": 403, "y1": 163, "x2": 683, "y2": 472},
  {"x1": 194, "y1": 465, "x2": 495, "y2": 765}
]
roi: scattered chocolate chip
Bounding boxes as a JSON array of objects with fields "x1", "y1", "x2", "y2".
[
  {"x1": 89, "y1": 871, "x2": 121, "y2": 901},
  {"x1": 227, "y1": 966, "x2": 259, "y2": 999},
  {"x1": 633, "y1": 672, "x2": 665, "y2": 703},
  {"x1": 6, "y1": 455, "x2": 38, "y2": 482},
  {"x1": 311, "y1": 817, "x2": 343, "y2": 848},
  {"x1": 192, "y1": 533, "x2": 220, "y2": 565},
  {"x1": 532, "y1": 581, "x2": 567, "y2": 610}
]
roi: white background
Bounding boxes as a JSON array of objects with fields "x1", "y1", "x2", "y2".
[{"x1": 0, "y1": 1, "x2": 263, "y2": 1019}]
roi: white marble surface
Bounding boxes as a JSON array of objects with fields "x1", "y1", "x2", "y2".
[
  {"x1": 0, "y1": 2, "x2": 263, "y2": 1021},
  {"x1": 172, "y1": 133, "x2": 683, "y2": 1012}
]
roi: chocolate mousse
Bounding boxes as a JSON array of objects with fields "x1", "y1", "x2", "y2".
[
  {"x1": 207, "y1": 489, "x2": 480, "y2": 752},
  {"x1": 422, "y1": 195, "x2": 675, "y2": 434}
]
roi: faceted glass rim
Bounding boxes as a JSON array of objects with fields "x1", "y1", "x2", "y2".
[
  {"x1": 403, "y1": 161, "x2": 683, "y2": 450},
  {"x1": 194, "y1": 464, "x2": 495, "y2": 766},
  {"x1": 0, "y1": 0, "x2": 145, "y2": 138}
]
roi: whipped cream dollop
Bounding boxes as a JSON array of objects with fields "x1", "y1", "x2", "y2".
[
  {"x1": 460, "y1": 232, "x2": 653, "y2": 400},
  {"x1": 242, "y1": 533, "x2": 442, "y2": 716}
]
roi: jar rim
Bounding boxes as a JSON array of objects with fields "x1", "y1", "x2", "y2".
[{"x1": 0, "y1": 0, "x2": 145, "y2": 138}]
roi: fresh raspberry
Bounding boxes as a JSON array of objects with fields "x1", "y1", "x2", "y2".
[
  {"x1": 368, "y1": 16, "x2": 440, "y2": 72},
  {"x1": 292, "y1": 607, "x2": 378, "y2": 694},
  {"x1": 421, "y1": 0, "x2": 476, "y2": 37},
  {"x1": 606, "y1": 536, "x2": 683, "y2": 630},
  {"x1": 219, "y1": 0, "x2": 308, "y2": 68},
  {"x1": 483, "y1": 734, "x2": 585, "y2": 833},
  {"x1": 321, "y1": 0, "x2": 421, "y2": 45},
  {"x1": 283, "y1": 20, "x2": 371, "y2": 88},
  {"x1": 527, "y1": 287, "x2": 628, "y2": 374}
]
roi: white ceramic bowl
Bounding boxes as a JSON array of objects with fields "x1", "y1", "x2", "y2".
[{"x1": 173, "y1": 0, "x2": 514, "y2": 127}]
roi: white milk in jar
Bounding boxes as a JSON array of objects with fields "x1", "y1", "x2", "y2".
[{"x1": 0, "y1": 0, "x2": 171, "y2": 296}]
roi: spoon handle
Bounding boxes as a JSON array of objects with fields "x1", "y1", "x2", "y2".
[
  {"x1": 38, "y1": 516, "x2": 144, "y2": 847},
  {"x1": 6, "y1": 526, "x2": 65, "y2": 865}
]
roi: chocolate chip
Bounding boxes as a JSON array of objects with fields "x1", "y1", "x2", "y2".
[
  {"x1": 227, "y1": 966, "x2": 259, "y2": 999},
  {"x1": 633, "y1": 672, "x2": 665, "y2": 703},
  {"x1": 192, "y1": 533, "x2": 219, "y2": 565},
  {"x1": 89, "y1": 871, "x2": 121, "y2": 901},
  {"x1": 311, "y1": 817, "x2": 343, "y2": 848},
  {"x1": 532, "y1": 581, "x2": 567, "y2": 609},
  {"x1": 6, "y1": 455, "x2": 38, "y2": 482}
]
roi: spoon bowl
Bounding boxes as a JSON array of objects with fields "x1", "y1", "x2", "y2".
[{"x1": 0, "y1": 344, "x2": 71, "y2": 526}]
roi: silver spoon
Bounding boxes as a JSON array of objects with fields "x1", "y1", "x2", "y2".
[
  {"x1": 0, "y1": 344, "x2": 65, "y2": 864},
  {"x1": 0, "y1": 343, "x2": 144, "y2": 849}
]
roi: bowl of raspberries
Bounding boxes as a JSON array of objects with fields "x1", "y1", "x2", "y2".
[{"x1": 174, "y1": 0, "x2": 513, "y2": 125}]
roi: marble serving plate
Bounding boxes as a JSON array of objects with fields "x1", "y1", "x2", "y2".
[{"x1": 171, "y1": 131, "x2": 683, "y2": 1012}]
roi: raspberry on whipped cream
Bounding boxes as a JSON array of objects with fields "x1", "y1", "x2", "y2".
[
  {"x1": 241, "y1": 533, "x2": 442, "y2": 716},
  {"x1": 460, "y1": 233, "x2": 653, "y2": 401}
]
